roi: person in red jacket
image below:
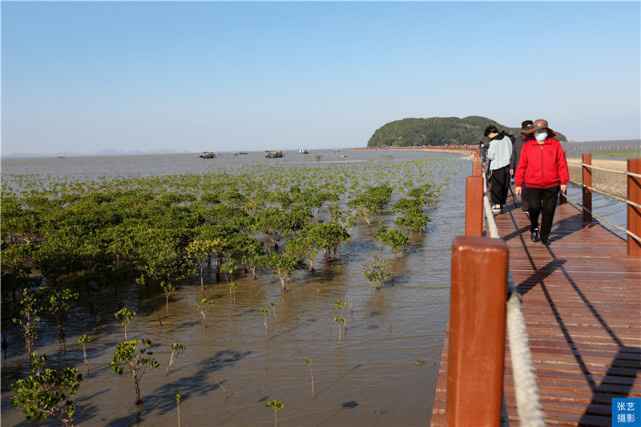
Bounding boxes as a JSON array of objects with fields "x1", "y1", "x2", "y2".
[{"x1": 514, "y1": 119, "x2": 569, "y2": 245}]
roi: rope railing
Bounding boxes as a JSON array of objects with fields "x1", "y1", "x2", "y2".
[
  {"x1": 577, "y1": 162, "x2": 641, "y2": 179},
  {"x1": 572, "y1": 183, "x2": 641, "y2": 210},
  {"x1": 482, "y1": 174, "x2": 545, "y2": 427}
]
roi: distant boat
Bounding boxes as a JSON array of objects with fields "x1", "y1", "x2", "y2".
[
  {"x1": 199, "y1": 152, "x2": 217, "y2": 159},
  {"x1": 265, "y1": 150, "x2": 284, "y2": 159},
  {"x1": 298, "y1": 146, "x2": 309, "y2": 154}
]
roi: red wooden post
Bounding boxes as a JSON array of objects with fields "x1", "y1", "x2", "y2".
[
  {"x1": 465, "y1": 176, "x2": 483, "y2": 237},
  {"x1": 447, "y1": 237, "x2": 508, "y2": 427},
  {"x1": 627, "y1": 158, "x2": 641, "y2": 257},
  {"x1": 582, "y1": 153, "x2": 592, "y2": 225}
]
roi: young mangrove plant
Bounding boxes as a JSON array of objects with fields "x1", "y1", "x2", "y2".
[
  {"x1": 267, "y1": 252, "x2": 297, "y2": 293},
  {"x1": 176, "y1": 392, "x2": 182, "y2": 427},
  {"x1": 13, "y1": 288, "x2": 41, "y2": 357},
  {"x1": 375, "y1": 226, "x2": 409, "y2": 254},
  {"x1": 265, "y1": 399, "x2": 284, "y2": 427},
  {"x1": 259, "y1": 305, "x2": 271, "y2": 335},
  {"x1": 334, "y1": 315, "x2": 346, "y2": 341},
  {"x1": 363, "y1": 256, "x2": 393, "y2": 290},
  {"x1": 166, "y1": 342, "x2": 185, "y2": 375},
  {"x1": 11, "y1": 353, "x2": 82, "y2": 427},
  {"x1": 304, "y1": 357, "x2": 315, "y2": 397},
  {"x1": 46, "y1": 287, "x2": 80, "y2": 351},
  {"x1": 114, "y1": 307, "x2": 136, "y2": 340},
  {"x1": 195, "y1": 296, "x2": 214, "y2": 327},
  {"x1": 160, "y1": 281, "x2": 176, "y2": 315},
  {"x1": 110, "y1": 338, "x2": 160, "y2": 405},
  {"x1": 77, "y1": 334, "x2": 95, "y2": 371},
  {"x1": 186, "y1": 238, "x2": 222, "y2": 290}
]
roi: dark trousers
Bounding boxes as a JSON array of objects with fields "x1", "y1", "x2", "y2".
[
  {"x1": 526, "y1": 186, "x2": 560, "y2": 240},
  {"x1": 489, "y1": 165, "x2": 510, "y2": 206},
  {"x1": 521, "y1": 184, "x2": 529, "y2": 211}
]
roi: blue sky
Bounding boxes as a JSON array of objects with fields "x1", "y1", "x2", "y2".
[{"x1": 2, "y1": 2, "x2": 640, "y2": 155}]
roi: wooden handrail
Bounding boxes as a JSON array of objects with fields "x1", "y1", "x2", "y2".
[
  {"x1": 582, "y1": 153, "x2": 592, "y2": 225},
  {"x1": 447, "y1": 236, "x2": 508, "y2": 426},
  {"x1": 627, "y1": 158, "x2": 641, "y2": 256}
]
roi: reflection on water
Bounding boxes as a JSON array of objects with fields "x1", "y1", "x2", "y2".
[{"x1": 1, "y1": 151, "x2": 469, "y2": 426}]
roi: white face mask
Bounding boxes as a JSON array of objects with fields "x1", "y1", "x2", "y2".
[{"x1": 535, "y1": 132, "x2": 548, "y2": 142}]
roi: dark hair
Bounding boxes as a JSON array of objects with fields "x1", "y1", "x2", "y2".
[
  {"x1": 521, "y1": 120, "x2": 534, "y2": 129},
  {"x1": 484, "y1": 125, "x2": 499, "y2": 137}
]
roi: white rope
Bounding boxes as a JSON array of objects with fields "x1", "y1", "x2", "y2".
[
  {"x1": 483, "y1": 175, "x2": 545, "y2": 427},
  {"x1": 578, "y1": 163, "x2": 641, "y2": 179},
  {"x1": 563, "y1": 197, "x2": 641, "y2": 243},
  {"x1": 572, "y1": 183, "x2": 641, "y2": 210}
]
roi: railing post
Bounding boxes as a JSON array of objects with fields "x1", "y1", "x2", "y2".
[
  {"x1": 447, "y1": 236, "x2": 508, "y2": 427},
  {"x1": 627, "y1": 158, "x2": 641, "y2": 257},
  {"x1": 582, "y1": 153, "x2": 592, "y2": 225},
  {"x1": 465, "y1": 176, "x2": 483, "y2": 236}
]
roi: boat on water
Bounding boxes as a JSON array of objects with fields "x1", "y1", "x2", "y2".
[
  {"x1": 265, "y1": 150, "x2": 284, "y2": 159},
  {"x1": 298, "y1": 146, "x2": 309, "y2": 154},
  {"x1": 199, "y1": 152, "x2": 217, "y2": 159}
]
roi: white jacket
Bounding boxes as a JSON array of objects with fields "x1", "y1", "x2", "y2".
[{"x1": 487, "y1": 136, "x2": 513, "y2": 170}]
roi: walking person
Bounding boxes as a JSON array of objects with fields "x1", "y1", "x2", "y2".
[
  {"x1": 513, "y1": 120, "x2": 536, "y2": 212},
  {"x1": 514, "y1": 119, "x2": 569, "y2": 245},
  {"x1": 485, "y1": 125, "x2": 513, "y2": 213}
]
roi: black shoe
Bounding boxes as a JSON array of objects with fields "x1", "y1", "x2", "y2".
[
  {"x1": 541, "y1": 236, "x2": 550, "y2": 246},
  {"x1": 530, "y1": 228, "x2": 540, "y2": 242}
]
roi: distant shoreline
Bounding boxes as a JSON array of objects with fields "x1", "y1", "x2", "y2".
[{"x1": 353, "y1": 145, "x2": 476, "y2": 158}]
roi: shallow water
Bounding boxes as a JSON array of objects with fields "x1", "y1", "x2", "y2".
[{"x1": 1, "y1": 151, "x2": 469, "y2": 426}]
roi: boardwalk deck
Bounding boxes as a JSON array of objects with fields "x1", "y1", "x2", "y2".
[{"x1": 430, "y1": 198, "x2": 641, "y2": 426}]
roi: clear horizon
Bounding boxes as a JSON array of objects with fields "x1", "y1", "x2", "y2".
[{"x1": 2, "y1": 2, "x2": 640, "y2": 156}]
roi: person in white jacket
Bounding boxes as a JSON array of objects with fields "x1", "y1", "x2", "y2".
[{"x1": 484, "y1": 125, "x2": 513, "y2": 213}]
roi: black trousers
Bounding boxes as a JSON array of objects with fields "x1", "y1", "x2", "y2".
[
  {"x1": 520, "y1": 184, "x2": 529, "y2": 211},
  {"x1": 526, "y1": 186, "x2": 559, "y2": 240},
  {"x1": 489, "y1": 165, "x2": 510, "y2": 206}
]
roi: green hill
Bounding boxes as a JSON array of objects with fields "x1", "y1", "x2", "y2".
[{"x1": 367, "y1": 116, "x2": 566, "y2": 147}]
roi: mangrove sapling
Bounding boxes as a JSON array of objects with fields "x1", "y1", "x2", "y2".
[
  {"x1": 160, "y1": 281, "x2": 176, "y2": 315},
  {"x1": 267, "y1": 252, "x2": 297, "y2": 293},
  {"x1": 186, "y1": 239, "x2": 222, "y2": 290},
  {"x1": 46, "y1": 287, "x2": 80, "y2": 351},
  {"x1": 334, "y1": 315, "x2": 346, "y2": 341},
  {"x1": 166, "y1": 342, "x2": 185, "y2": 375},
  {"x1": 375, "y1": 226, "x2": 409, "y2": 254},
  {"x1": 228, "y1": 281, "x2": 238, "y2": 298},
  {"x1": 11, "y1": 353, "x2": 83, "y2": 427},
  {"x1": 265, "y1": 399, "x2": 284, "y2": 427},
  {"x1": 259, "y1": 306, "x2": 270, "y2": 335},
  {"x1": 77, "y1": 334, "x2": 95, "y2": 372},
  {"x1": 110, "y1": 338, "x2": 160, "y2": 405},
  {"x1": 363, "y1": 256, "x2": 393, "y2": 290},
  {"x1": 13, "y1": 288, "x2": 41, "y2": 357},
  {"x1": 304, "y1": 357, "x2": 315, "y2": 397},
  {"x1": 114, "y1": 307, "x2": 136, "y2": 340},
  {"x1": 175, "y1": 392, "x2": 182, "y2": 427},
  {"x1": 195, "y1": 296, "x2": 214, "y2": 327}
]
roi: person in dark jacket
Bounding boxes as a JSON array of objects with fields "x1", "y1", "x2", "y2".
[
  {"x1": 514, "y1": 119, "x2": 569, "y2": 245},
  {"x1": 513, "y1": 120, "x2": 536, "y2": 211}
]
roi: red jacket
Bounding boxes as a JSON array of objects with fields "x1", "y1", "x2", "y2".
[{"x1": 515, "y1": 137, "x2": 569, "y2": 188}]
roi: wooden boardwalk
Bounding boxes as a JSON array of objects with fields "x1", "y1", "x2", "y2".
[{"x1": 430, "y1": 198, "x2": 641, "y2": 426}]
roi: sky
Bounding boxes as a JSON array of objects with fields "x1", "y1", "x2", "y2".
[{"x1": 2, "y1": 2, "x2": 640, "y2": 156}]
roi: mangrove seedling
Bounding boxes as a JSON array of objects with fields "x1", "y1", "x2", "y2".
[
  {"x1": 375, "y1": 226, "x2": 409, "y2": 254},
  {"x1": 77, "y1": 334, "x2": 95, "y2": 370},
  {"x1": 304, "y1": 357, "x2": 315, "y2": 397},
  {"x1": 176, "y1": 392, "x2": 182, "y2": 427},
  {"x1": 13, "y1": 288, "x2": 41, "y2": 358},
  {"x1": 363, "y1": 256, "x2": 393, "y2": 290},
  {"x1": 265, "y1": 399, "x2": 284, "y2": 427},
  {"x1": 114, "y1": 307, "x2": 136, "y2": 340},
  {"x1": 160, "y1": 281, "x2": 176, "y2": 315},
  {"x1": 259, "y1": 306, "x2": 270, "y2": 334},
  {"x1": 228, "y1": 281, "x2": 238, "y2": 297},
  {"x1": 195, "y1": 296, "x2": 213, "y2": 327},
  {"x1": 334, "y1": 299, "x2": 347, "y2": 311},
  {"x1": 110, "y1": 338, "x2": 160, "y2": 405},
  {"x1": 166, "y1": 342, "x2": 185, "y2": 375},
  {"x1": 334, "y1": 315, "x2": 346, "y2": 341},
  {"x1": 11, "y1": 353, "x2": 82, "y2": 427},
  {"x1": 46, "y1": 287, "x2": 80, "y2": 351},
  {"x1": 186, "y1": 238, "x2": 222, "y2": 290}
]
